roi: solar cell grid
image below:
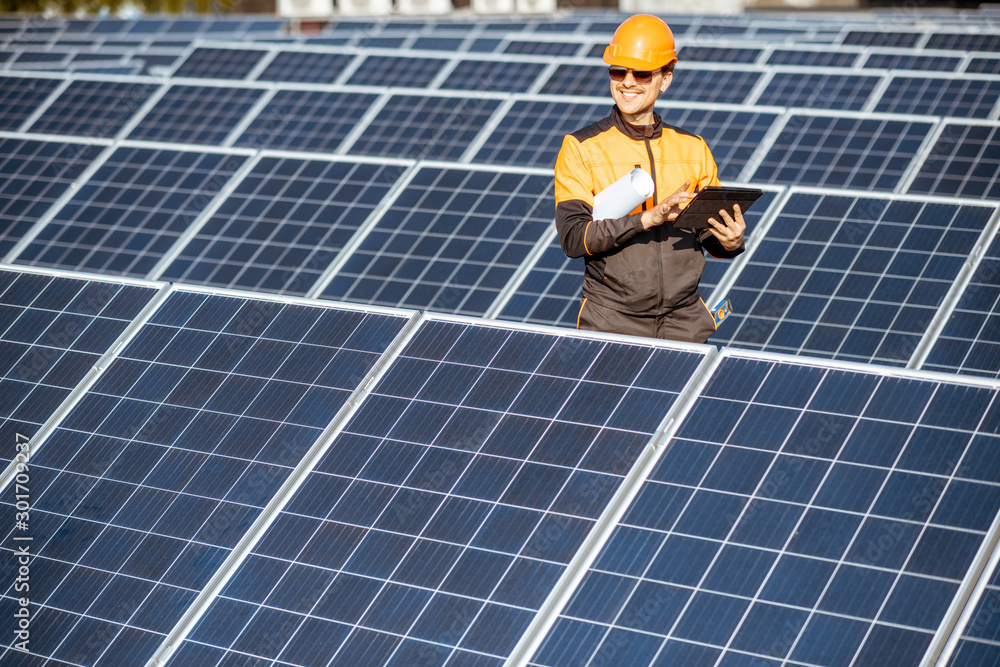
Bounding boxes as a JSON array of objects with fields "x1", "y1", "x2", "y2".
[
  {"x1": 167, "y1": 318, "x2": 710, "y2": 667},
  {"x1": 862, "y1": 52, "x2": 961, "y2": 72},
  {"x1": 344, "y1": 93, "x2": 501, "y2": 162},
  {"x1": 320, "y1": 166, "x2": 552, "y2": 316},
  {"x1": 503, "y1": 40, "x2": 582, "y2": 57},
  {"x1": 676, "y1": 46, "x2": 762, "y2": 64},
  {"x1": 234, "y1": 89, "x2": 379, "y2": 154},
  {"x1": 750, "y1": 114, "x2": 933, "y2": 191},
  {"x1": 966, "y1": 57, "x2": 1000, "y2": 74},
  {"x1": 946, "y1": 560, "x2": 1000, "y2": 665},
  {"x1": 438, "y1": 59, "x2": 545, "y2": 93},
  {"x1": 0, "y1": 138, "x2": 103, "y2": 259},
  {"x1": 27, "y1": 80, "x2": 159, "y2": 138},
  {"x1": 255, "y1": 50, "x2": 353, "y2": 84},
  {"x1": 766, "y1": 49, "x2": 859, "y2": 68},
  {"x1": 926, "y1": 33, "x2": 1000, "y2": 52},
  {"x1": 753, "y1": 72, "x2": 882, "y2": 111},
  {"x1": 711, "y1": 192, "x2": 996, "y2": 365},
  {"x1": 15, "y1": 146, "x2": 248, "y2": 278},
  {"x1": 160, "y1": 157, "x2": 405, "y2": 296},
  {"x1": 874, "y1": 77, "x2": 1000, "y2": 119},
  {"x1": 841, "y1": 30, "x2": 923, "y2": 48},
  {"x1": 907, "y1": 123, "x2": 1000, "y2": 200},
  {"x1": 0, "y1": 270, "x2": 158, "y2": 468},
  {"x1": 0, "y1": 76, "x2": 62, "y2": 131},
  {"x1": 921, "y1": 233, "x2": 1000, "y2": 379},
  {"x1": 530, "y1": 354, "x2": 1000, "y2": 667},
  {"x1": 346, "y1": 55, "x2": 448, "y2": 88},
  {"x1": 126, "y1": 84, "x2": 264, "y2": 146},
  {"x1": 0, "y1": 290, "x2": 411, "y2": 666}
]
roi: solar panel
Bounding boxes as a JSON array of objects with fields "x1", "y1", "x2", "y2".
[
  {"x1": 677, "y1": 47, "x2": 762, "y2": 64},
  {"x1": 749, "y1": 114, "x2": 934, "y2": 191},
  {"x1": 473, "y1": 100, "x2": 777, "y2": 181},
  {"x1": 126, "y1": 84, "x2": 264, "y2": 146},
  {"x1": 255, "y1": 50, "x2": 353, "y2": 84},
  {"x1": 0, "y1": 138, "x2": 103, "y2": 259},
  {"x1": 766, "y1": 50, "x2": 859, "y2": 68},
  {"x1": 0, "y1": 76, "x2": 62, "y2": 131},
  {"x1": 0, "y1": 269, "x2": 159, "y2": 469},
  {"x1": 26, "y1": 80, "x2": 160, "y2": 138},
  {"x1": 926, "y1": 33, "x2": 1000, "y2": 51},
  {"x1": 504, "y1": 40, "x2": 583, "y2": 57},
  {"x1": 862, "y1": 52, "x2": 961, "y2": 71},
  {"x1": 709, "y1": 191, "x2": 997, "y2": 365},
  {"x1": 0, "y1": 288, "x2": 412, "y2": 666},
  {"x1": 319, "y1": 166, "x2": 551, "y2": 316},
  {"x1": 14, "y1": 146, "x2": 249, "y2": 278},
  {"x1": 163, "y1": 317, "x2": 712, "y2": 666},
  {"x1": 966, "y1": 57, "x2": 1000, "y2": 74},
  {"x1": 753, "y1": 72, "x2": 882, "y2": 111},
  {"x1": 496, "y1": 188, "x2": 782, "y2": 329},
  {"x1": 841, "y1": 30, "x2": 923, "y2": 47},
  {"x1": 527, "y1": 351, "x2": 1000, "y2": 667},
  {"x1": 159, "y1": 156, "x2": 406, "y2": 296},
  {"x1": 920, "y1": 233, "x2": 1000, "y2": 378},
  {"x1": 344, "y1": 93, "x2": 501, "y2": 162},
  {"x1": 873, "y1": 76, "x2": 1000, "y2": 118},
  {"x1": 346, "y1": 55, "x2": 449, "y2": 89},
  {"x1": 233, "y1": 90, "x2": 380, "y2": 154},
  {"x1": 439, "y1": 59, "x2": 546, "y2": 93},
  {"x1": 906, "y1": 123, "x2": 1000, "y2": 200},
  {"x1": 946, "y1": 564, "x2": 1000, "y2": 665}
]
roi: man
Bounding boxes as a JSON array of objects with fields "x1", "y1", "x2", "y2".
[{"x1": 554, "y1": 14, "x2": 746, "y2": 344}]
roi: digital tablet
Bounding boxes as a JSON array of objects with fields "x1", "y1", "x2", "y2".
[{"x1": 672, "y1": 186, "x2": 764, "y2": 230}]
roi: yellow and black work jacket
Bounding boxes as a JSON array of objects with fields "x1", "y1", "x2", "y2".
[{"x1": 554, "y1": 106, "x2": 744, "y2": 317}]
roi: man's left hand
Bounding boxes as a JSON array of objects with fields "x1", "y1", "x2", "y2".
[{"x1": 707, "y1": 204, "x2": 745, "y2": 252}]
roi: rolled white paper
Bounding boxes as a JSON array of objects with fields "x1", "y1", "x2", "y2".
[{"x1": 592, "y1": 168, "x2": 655, "y2": 220}]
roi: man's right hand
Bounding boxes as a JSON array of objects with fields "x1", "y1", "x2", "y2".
[{"x1": 640, "y1": 180, "x2": 696, "y2": 230}]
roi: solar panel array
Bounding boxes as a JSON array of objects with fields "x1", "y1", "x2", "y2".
[{"x1": 1, "y1": 8, "x2": 1000, "y2": 667}]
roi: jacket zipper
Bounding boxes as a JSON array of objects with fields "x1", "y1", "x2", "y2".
[{"x1": 644, "y1": 138, "x2": 664, "y2": 316}]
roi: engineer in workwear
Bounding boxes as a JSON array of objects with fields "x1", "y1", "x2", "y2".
[{"x1": 555, "y1": 14, "x2": 746, "y2": 344}]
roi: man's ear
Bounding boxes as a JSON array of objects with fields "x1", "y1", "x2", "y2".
[{"x1": 659, "y1": 72, "x2": 672, "y2": 93}]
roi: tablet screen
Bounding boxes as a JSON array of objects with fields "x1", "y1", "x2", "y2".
[{"x1": 672, "y1": 186, "x2": 764, "y2": 231}]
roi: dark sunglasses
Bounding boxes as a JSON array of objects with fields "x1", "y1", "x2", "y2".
[{"x1": 608, "y1": 66, "x2": 660, "y2": 84}]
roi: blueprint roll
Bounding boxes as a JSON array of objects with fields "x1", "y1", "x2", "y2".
[{"x1": 592, "y1": 168, "x2": 655, "y2": 220}]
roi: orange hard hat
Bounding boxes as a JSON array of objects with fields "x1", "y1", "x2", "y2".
[{"x1": 603, "y1": 14, "x2": 677, "y2": 71}]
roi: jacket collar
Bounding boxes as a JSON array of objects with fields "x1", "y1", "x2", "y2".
[{"x1": 611, "y1": 105, "x2": 663, "y2": 141}]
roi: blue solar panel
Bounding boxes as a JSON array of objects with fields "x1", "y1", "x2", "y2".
[
  {"x1": 710, "y1": 192, "x2": 996, "y2": 365},
  {"x1": 474, "y1": 100, "x2": 777, "y2": 181},
  {"x1": 677, "y1": 46, "x2": 762, "y2": 64},
  {"x1": 966, "y1": 57, "x2": 1000, "y2": 74},
  {"x1": 946, "y1": 563, "x2": 1000, "y2": 665},
  {"x1": 750, "y1": 115, "x2": 933, "y2": 190},
  {"x1": 0, "y1": 269, "x2": 158, "y2": 468},
  {"x1": 873, "y1": 77, "x2": 1000, "y2": 118},
  {"x1": 0, "y1": 76, "x2": 62, "y2": 131},
  {"x1": 0, "y1": 291, "x2": 411, "y2": 666},
  {"x1": 766, "y1": 50, "x2": 859, "y2": 68},
  {"x1": 320, "y1": 167, "x2": 552, "y2": 316},
  {"x1": 863, "y1": 52, "x2": 961, "y2": 72},
  {"x1": 126, "y1": 84, "x2": 264, "y2": 146},
  {"x1": 906, "y1": 123, "x2": 1000, "y2": 200},
  {"x1": 926, "y1": 33, "x2": 1000, "y2": 51},
  {"x1": 255, "y1": 50, "x2": 353, "y2": 84},
  {"x1": 26, "y1": 80, "x2": 159, "y2": 138},
  {"x1": 165, "y1": 318, "x2": 711, "y2": 666},
  {"x1": 504, "y1": 40, "x2": 581, "y2": 56},
  {"x1": 346, "y1": 55, "x2": 449, "y2": 88},
  {"x1": 497, "y1": 189, "x2": 781, "y2": 329},
  {"x1": 234, "y1": 90, "x2": 380, "y2": 154},
  {"x1": 842, "y1": 30, "x2": 922, "y2": 47},
  {"x1": 0, "y1": 138, "x2": 103, "y2": 259},
  {"x1": 754, "y1": 72, "x2": 881, "y2": 111},
  {"x1": 921, "y1": 234, "x2": 1000, "y2": 379},
  {"x1": 344, "y1": 94, "x2": 501, "y2": 162},
  {"x1": 160, "y1": 157, "x2": 405, "y2": 296},
  {"x1": 15, "y1": 147, "x2": 248, "y2": 278},
  {"x1": 439, "y1": 59, "x2": 545, "y2": 93},
  {"x1": 530, "y1": 353, "x2": 1000, "y2": 667}
]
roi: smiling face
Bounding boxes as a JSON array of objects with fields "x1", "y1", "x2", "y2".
[{"x1": 610, "y1": 67, "x2": 672, "y2": 126}]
